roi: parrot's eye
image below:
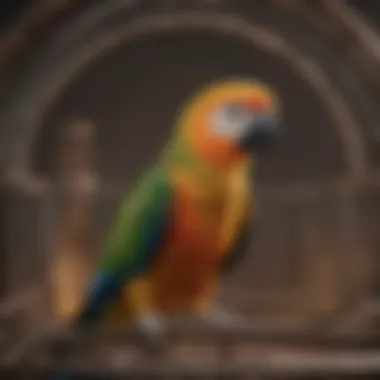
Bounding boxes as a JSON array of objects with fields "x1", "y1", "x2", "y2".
[{"x1": 211, "y1": 103, "x2": 253, "y2": 138}]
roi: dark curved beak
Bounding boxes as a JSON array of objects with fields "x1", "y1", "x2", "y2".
[{"x1": 238, "y1": 114, "x2": 279, "y2": 152}]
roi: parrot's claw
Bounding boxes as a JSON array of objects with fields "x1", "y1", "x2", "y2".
[
  {"x1": 199, "y1": 307, "x2": 245, "y2": 329},
  {"x1": 135, "y1": 313, "x2": 166, "y2": 352}
]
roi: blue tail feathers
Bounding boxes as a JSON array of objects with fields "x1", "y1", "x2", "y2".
[{"x1": 75, "y1": 272, "x2": 123, "y2": 327}]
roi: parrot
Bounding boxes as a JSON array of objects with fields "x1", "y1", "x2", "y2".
[{"x1": 69, "y1": 77, "x2": 280, "y2": 343}]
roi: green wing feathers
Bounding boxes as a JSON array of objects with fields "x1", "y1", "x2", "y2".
[{"x1": 74, "y1": 167, "x2": 172, "y2": 326}]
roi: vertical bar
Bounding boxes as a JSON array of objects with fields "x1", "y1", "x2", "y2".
[
  {"x1": 38, "y1": 189, "x2": 57, "y2": 319},
  {"x1": 297, "y1": 194, "x2": 341, "y2": 317},
  {"x1": 49, "y1": 119, "x2": 99, "y2": 322},
  {"x1": 0, "y1": 186, "x2": 8, "y2": 299},
  {"x1": 337, "y1": 185, "x2": 362, "y2": 311}
]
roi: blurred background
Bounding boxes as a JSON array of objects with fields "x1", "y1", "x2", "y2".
[{"x1": 1, "y1": 0, "x2": 380, "y2": 378}]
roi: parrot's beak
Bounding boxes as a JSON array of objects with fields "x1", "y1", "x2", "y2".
[{"x1": 238, "y1": 114, "x2": 279, "y2": 152}]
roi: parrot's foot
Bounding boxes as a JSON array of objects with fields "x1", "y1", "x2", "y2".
[
  {"x1": 134, "y1": 313, "x2": 166, "y2": 353},
  {"x1": 198, "y1": 306, "x2": 246, "y2": 329}
]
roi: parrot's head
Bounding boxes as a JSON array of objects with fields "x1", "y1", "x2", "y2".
[{"x1": 179, "y1": 78, "x2": 280, "y2": 165}]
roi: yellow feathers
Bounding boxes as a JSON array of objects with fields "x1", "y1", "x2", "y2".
[
  {"x1": 179, "y1": 78, "x2": 278, "y2": 127},
  {"x1": 175, "y1": 78, "x2": 279, "y2": 167}
]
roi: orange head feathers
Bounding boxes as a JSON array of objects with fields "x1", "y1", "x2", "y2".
[{"x1": 177, "y1": 78, "x2": 280, "y2": 166}]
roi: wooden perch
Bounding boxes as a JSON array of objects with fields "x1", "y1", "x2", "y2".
[
  {"x1": 36, "y1": 315, "x2": 380, "y2": 355},
  {"x1": 9, "y1": 345, "x2": 380, "y2": 378},
  {"x1": 1, "y1": 317, "x2": 380, "y2": 377}
]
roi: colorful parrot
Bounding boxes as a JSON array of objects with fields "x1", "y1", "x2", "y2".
[{"x1": 71, "y1": 78, "x2": 280, "y2": 341}]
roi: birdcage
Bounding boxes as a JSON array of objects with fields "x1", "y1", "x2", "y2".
[{"x1": 1, "y1": 1, "x2": 380, "y2": 379}]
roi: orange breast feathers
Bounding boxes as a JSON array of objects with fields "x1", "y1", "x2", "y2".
[
  {"x1": 149, "y1": 187, "x2": 222, "y2": 307},
  {"x1": 165, "y1": 188, "x2": 221, "y2": 264},
  {"x1": 148, "y1": 162, "x2": 252, "y2": 310},
  {"x1": 165, "y1": 160, "x2": 252, "y2": 263}
]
